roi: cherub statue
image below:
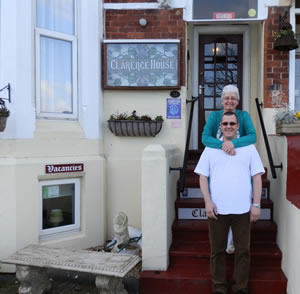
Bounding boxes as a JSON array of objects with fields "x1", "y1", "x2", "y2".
[{"x1": 112, "y1": 211, "x2": 130, "y2": 252}]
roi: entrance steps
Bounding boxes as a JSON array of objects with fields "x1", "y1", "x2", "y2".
[{"x1": 140, "y1": 150, "x2": 287, "y2": 294}]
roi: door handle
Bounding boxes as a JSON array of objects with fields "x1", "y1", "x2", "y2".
[{"x1": 198, "y1": 85, "x2": 205, "y2": 95}]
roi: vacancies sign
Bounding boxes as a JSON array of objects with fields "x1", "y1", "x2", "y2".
[{"x1": 45, "y1": 164, "x2": 84, "y2": 174}]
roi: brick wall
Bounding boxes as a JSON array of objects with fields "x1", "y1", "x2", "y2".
[
  {"x1": 264, "y1": 7, "x2": 290, "y2": 108},
  {"x1": 105, "y1": 8, "x2": 186, "y2": 85}
]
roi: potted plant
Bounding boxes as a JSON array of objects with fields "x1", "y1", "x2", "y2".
[
  {"x1": 108, "y1": 110, "x2": 164, "y2": 137},
  {"x1": 0, "y1": 101, "x2": 10, "y2": 132},
  {"x1": 273, "y1": 22, "x2": 299, "y2": 51},
  {"x1": 274, "y1": 107, "x2": 300, "y2": 135}
]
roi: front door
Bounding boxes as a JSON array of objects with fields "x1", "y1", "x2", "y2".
[{"x1": 198, "y1": 35, "x2": 243, "y2": 147}]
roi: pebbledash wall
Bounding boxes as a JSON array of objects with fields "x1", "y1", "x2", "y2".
[{"x1": 0, "y1": 0, "x2": 105, "y2": 273}]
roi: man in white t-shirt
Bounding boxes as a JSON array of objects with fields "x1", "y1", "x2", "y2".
[{"x1": 194, "y1": 111, "x2": 265, "y2": 294}]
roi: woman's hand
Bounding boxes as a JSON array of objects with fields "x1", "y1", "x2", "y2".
[{"x1": 222, "y1": 141, "x2": 236, "y2": 155}]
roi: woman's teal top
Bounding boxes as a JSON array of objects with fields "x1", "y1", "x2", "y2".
[{"x1": 201, "y1": 109, "x2": 257, "y2": 148}]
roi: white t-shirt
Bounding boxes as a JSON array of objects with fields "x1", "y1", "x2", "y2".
[{"x1": 194, "y1": 145, "x2": 265, "y2": 215}]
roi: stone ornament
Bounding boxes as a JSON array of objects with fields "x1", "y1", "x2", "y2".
[
  {"x1": 112, "y1": 212, "x2": 130, "y2": 252},
  {"x1": 1, "y1": 245, "x2": 141, "y2": 294}
]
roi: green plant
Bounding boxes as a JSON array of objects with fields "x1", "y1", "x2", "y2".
[
  {"x1": 109, "y1": 110, "x2": 163, "y2": 122},
  {"x1": 274, "y1": 107, "x2": 296, "y2": 124},
  {"x1": 273, "y1": 23, "x2": 296, "y2": 41},
  {"x1": 109, "y1": 112, "x2": 128, "y2": 120},
  {"x1": 154, "y1": 115, "x2": 164, "y2": 121},
  {"x1": 0, "y1": 105, "x2": 9, "y2": 116},
  {"x1": 273, "y1": 28, "x2": 294, "y2": 40}
]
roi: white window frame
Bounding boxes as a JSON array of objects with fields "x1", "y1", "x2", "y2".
[
  {"x1": 35, "y1": 1, "x2": 78, "y2": 119},
  {"x1": 39, "y1": 178, "x2": 80, "y2": 238},
  {"x1": 290, "y1": 1, "x2": 299, "y2": 110}
]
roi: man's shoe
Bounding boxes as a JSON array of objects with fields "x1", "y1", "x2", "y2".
[{"x1": 234, "y1": 290, "x2": 247, "y2": 294}]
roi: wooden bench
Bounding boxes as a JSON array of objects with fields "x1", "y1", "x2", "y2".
[{"x1": 1, "y1": 244, "x2": 141, "y2": 294}]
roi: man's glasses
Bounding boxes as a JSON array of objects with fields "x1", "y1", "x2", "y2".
[{"x1": 221, "y1": 122, "x2": 237, "y2": 126}]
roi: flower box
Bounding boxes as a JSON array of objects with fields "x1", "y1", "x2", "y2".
[
  {"x1": 276, "y1": 120, "x2": 300, "y2": 135},
  {"x1": 108, "y1": 120, "x2": 163, "y2": 137}
]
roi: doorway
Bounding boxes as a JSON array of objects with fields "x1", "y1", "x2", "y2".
[{"x1": 197, "y1": 35, "x2": 243, "y2": 147}]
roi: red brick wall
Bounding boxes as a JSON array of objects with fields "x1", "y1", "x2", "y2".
[
  {"x1": 105, "y1": 8, "x2": 186, "y2": 86},
  {"x1": 264, "y1": 7, "x2": 290, "y2": 108}
]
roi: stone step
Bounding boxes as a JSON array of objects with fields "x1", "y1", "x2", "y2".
[
  {"x1": 169, "y1": 241, "x2": 283, "y2": 268},
  {"x1": 140, "y1": 266, "x2": 287, "y2": 294},
  {"x1": 172, "y1": 220, "x2": 277, "y2": 244},
  {"x1": 175, "y1": 198, "x2": 273, "y2": 221}
]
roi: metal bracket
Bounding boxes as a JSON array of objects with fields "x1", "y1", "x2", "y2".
[{"x1": 0, "y1": 83, "x2": 11, "y2": 104}]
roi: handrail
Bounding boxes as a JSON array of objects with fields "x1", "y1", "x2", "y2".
[
  {"x1": 255, "y1": 98, "x2": 283, "y2": 179},
  {"x1": 170, "y1": 95, "x2": 199, "y2": 193}
]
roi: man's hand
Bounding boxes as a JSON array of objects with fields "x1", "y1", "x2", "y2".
[
  {"x1": 205, "y1": 200, "x2": 218, "y2": 220},
  {"x1": 222, "y1": 141, "x2": 236, "y2": 155},
  {"x1": 250, "y1": 206, "x2": 260, "y2": 222}
]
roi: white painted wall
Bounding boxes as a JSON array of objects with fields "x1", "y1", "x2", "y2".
[
  {"x1": 142, "y1": 144, "x2": 181, "y2": 270},
  {"x1": 0, "y1": 0, "x2": 106, "y2": 272},
  {"x1": 0, "y1": 0, "x2": 102, "y2": 139},
  {"x1": 104, "y1": 89, "x2": 186, "y2": 238},
  {"x1": 268, "y1": 135, "x2": 300, "y2": 294}
]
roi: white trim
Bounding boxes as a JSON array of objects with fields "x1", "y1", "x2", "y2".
[
  {"x1": 191, "y1": 25, "x2": 250, "y2": 149},
  {"x1": 35, "y1": 1, "x2": 78, "y2": 120},
  {"x1": 104, "y1": 2, "x2": 185, "y2": 10},
  {"x1": 103, "y1": 39, "x2": 180, "y2": 44},
  {"x1": 39, "y1": 178, "x2": 81, "y2": 238},
  {"x1": 290, "y1": 4, "x2": 296, "y2": 110},
  {"x1": 104, "y1": 3, "x2": 159, "y2": 10}
]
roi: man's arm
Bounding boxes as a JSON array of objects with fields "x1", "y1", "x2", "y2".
[
  {"x1": 199, "y1": 175, "x2": 218, "y2": 219},
  {"x1": 250, "y1": 173, "x2": 262, "y2": 222}
]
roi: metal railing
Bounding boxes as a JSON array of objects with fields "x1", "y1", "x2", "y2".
[
  {"x1": 255, "y1": 97, "x2": 283, "y2": 179},
  {"x1": 170, "y1": 95, "x2": 199, "y2": 193}
]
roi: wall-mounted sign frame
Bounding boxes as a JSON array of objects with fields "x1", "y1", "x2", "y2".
[
  {"x1": 103, "y1": 40, "x2": 180, "y2": 89},
  {"x1": 45, "y1": 164, "x2": 84, "y2": 174}
]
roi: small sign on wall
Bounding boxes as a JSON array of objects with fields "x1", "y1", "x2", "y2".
[
  {"x1": 167, "y1": 98, "x2": 181, "y2": 119},
  {"x1": 45, "y1": 164, "x2": 84, "y2": 174},
  {"x1": 103, "y1": 41, "x2": 180, "y2": 89}
]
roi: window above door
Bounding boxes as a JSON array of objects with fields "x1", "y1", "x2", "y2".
[{"x1": 187, "y1": 0, "x2": 266, "y2": 22}]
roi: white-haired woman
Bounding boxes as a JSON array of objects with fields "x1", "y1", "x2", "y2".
[{"x1": 201, "y1": 84, "x2": 257, "y2": 253}]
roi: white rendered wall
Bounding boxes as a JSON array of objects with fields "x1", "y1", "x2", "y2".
[
  {"x1": 267, "y1": 135, "x2": 300, "y2": 294},
  {"x1": 104, "y1": 89, "x2": 186, "y2": 238},
  {"x1": 142, "y1": 144, "x2": 181, "y2": 270},
  {"x1": 0, "y1": 0, "x2": 105, "y2": 272}
]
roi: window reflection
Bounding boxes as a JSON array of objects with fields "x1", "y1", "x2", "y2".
[
  {"x1": 228, "y1": 43, "x2": 238, "y2": 56},
  {"x1": 36, "y1": 0, "x2": 75, "y2": 35},
  {"x1": 204, "y1": 98, "x2": 214, "y2": 109},
  {"x1": 40, "y1": 37, "x2": 73, "y2": 114},
  {"x1": 204, "y1": 43, "x2": 214, "y2": 56},
  {"x1": 216, "y1": 43, "x2": 226, "y2": 56}
]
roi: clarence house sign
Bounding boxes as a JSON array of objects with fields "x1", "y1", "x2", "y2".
[{"x1": 103, "y1": 40, "x2": 180, "y2": 89}]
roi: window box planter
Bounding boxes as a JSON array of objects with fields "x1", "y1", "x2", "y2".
[
  {"x1": 108, "y1": 120, "x2": 163, "y2": 137},
  {"x1": 276, "y1": 120, "x2": 300, "y2": 135}
]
